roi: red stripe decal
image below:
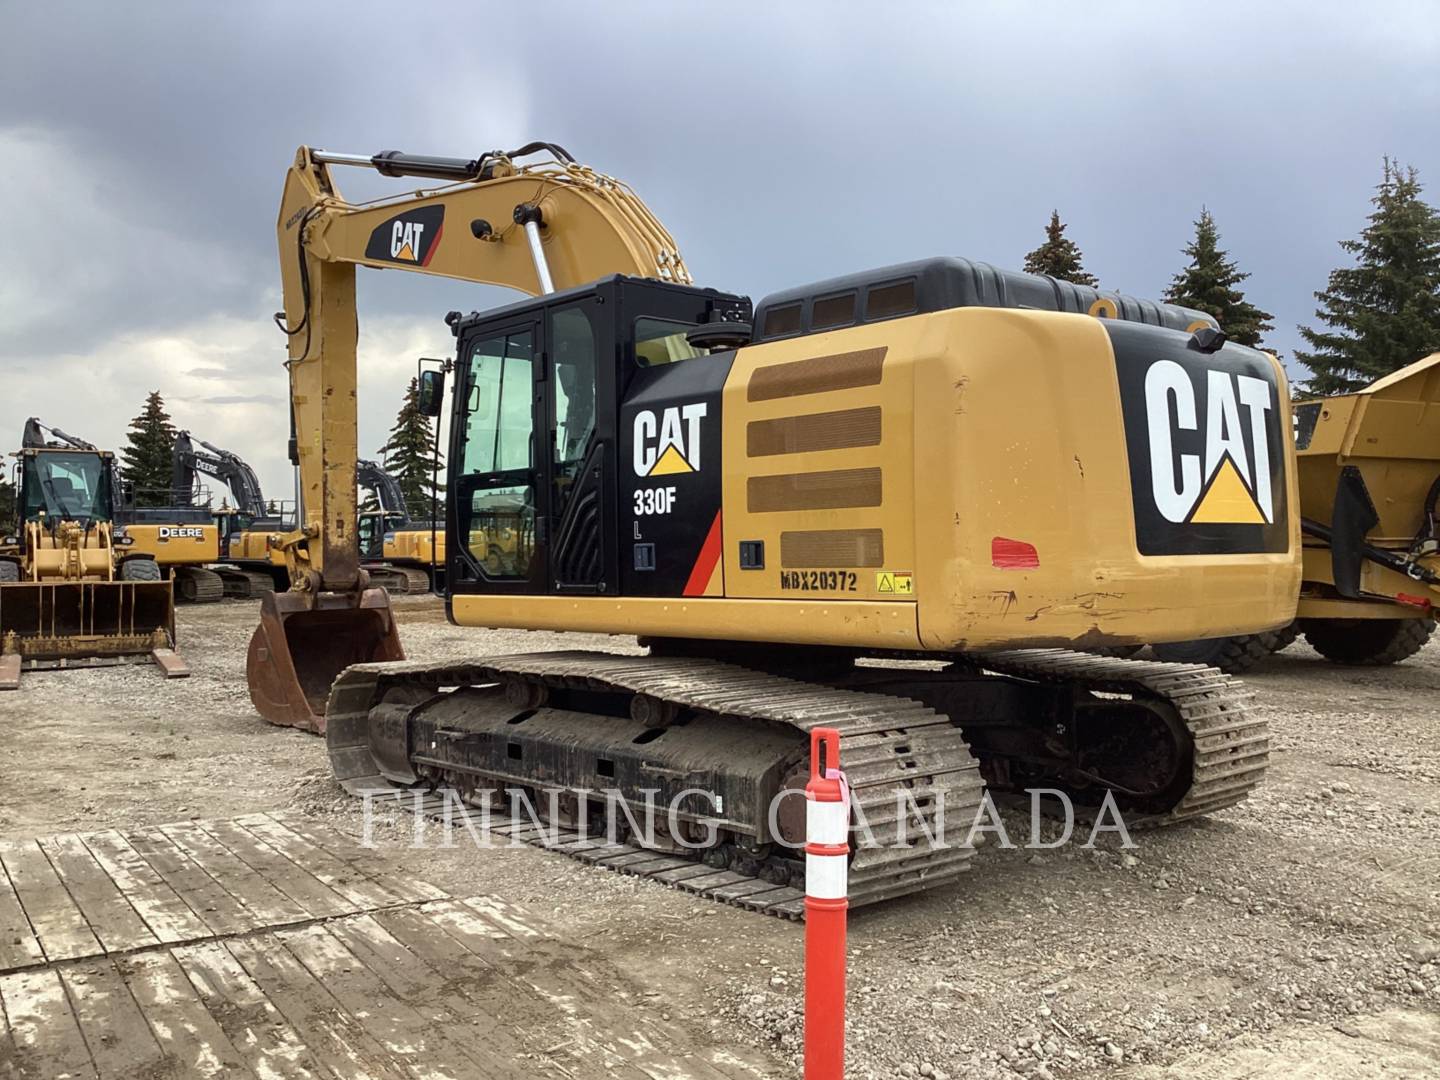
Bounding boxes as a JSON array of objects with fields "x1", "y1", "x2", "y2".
[
  {"x1": 991, "y1": 536, "x2": 1040, "y2": 569},
  {"x1": 682, "y1": 511, "x2": 724, "y2": 596},
  {"x1": 420, "y1": 223, "x2": 444, "y2": 267}
]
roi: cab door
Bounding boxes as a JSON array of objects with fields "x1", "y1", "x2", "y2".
[
  {"x1": 545, "y1": 299, "x2": 610, "y2": 592},
  {"x1": 449, "y1": 318, "x2": 545, "y2": 594}
]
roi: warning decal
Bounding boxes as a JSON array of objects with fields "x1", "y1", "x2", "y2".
[{"x1": 875, "y1": 571, "x2": 914, "y2": 595}]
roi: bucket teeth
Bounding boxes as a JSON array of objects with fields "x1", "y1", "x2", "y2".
[{"x1": 0, "y1": 579, "x2": 177, "y2": 673}]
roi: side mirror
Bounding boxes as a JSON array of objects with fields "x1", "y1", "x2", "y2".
[{"x1": 418, "y1": 368, "x2": 446, "y2": 417}]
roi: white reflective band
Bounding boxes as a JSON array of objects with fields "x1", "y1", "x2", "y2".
[
  {"x1": 806, "y1": 799, "x2": 849, "y2": 846},
  {"x1": 805, "y1": 852, "x2": 848, "y2": 899}
]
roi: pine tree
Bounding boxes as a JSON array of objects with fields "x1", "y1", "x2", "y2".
[
  {"x1": 1023, "y1": 210, "x2": 1099, "y2": 286},
  {"x1": 379, "y1": 377, "x2": 444, "y2": 519},
  {"x1": 1296, "y1": 159, "x2": 1440, "y2": 394},
  {"x1": 120, "y1": 391, "x2": 177, "y2": 507},
  {"x1": 1164, "y1": 208, "x2": 1275, "y2": 351}
]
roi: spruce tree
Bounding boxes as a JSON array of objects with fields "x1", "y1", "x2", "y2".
[
  {"x1": 1164, "y1": 208, "x2": 1274, "y2": 350},
  {"x1": 1296, "y1": 159, "x2": 1440, "y2": 394},
  {"x1": 120, "y1": 391, "x2": 177, "y2": 506},
  {"x1": 1023, "y1": 210, "x2": 1099, "y2": 286},
  {"x1": 379, "y1": 377, "x2": 443, "y2": 519},
  {"x1": 0, "y1": 477, "x2": 14, "y2": 530}
]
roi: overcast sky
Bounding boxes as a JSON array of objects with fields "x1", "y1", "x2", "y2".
[{"x1": 2, "y1": 2, "x2": 1437, "y2": 499}]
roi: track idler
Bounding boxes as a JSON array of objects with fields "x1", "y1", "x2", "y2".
[{"x1": 247, "y1": 586, "x2": 403, "y2": 733}]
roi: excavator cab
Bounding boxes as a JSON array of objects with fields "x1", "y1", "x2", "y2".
[
  {"x1": 444, "y1": 276, "x2": 747, "y2": 600},
  {"x1": 250, "y1": 275, "x2": 742, "y2": 730}
]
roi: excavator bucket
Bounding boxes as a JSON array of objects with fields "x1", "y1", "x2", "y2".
[
  {"x1": 247, "y1": 587, "x2": 404, "y2": 734},
  {"x1": 0, "y1": 580, "x2": 183, "y2": 688}
]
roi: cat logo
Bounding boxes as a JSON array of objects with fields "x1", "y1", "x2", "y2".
[
  {"x1": 1144, "y1": 359, "x2": 1274, "y2": 525},
  {"x1": 363, "y1": 205, "x2": 444, "y2": 267},
  {"x1": 390, "y1": 221, "x2": 426, "y2": 261},
  {"x1": 1111, "y1": 323, "x2": 1288, "y2": 557},
  {"x1": 633, "y1": 403, "x2": 707, "y2": 477}
]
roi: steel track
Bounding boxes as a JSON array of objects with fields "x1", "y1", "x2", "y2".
[
  {"x1": 971, "y1": 649, "x2": 1269, "y2": 823},
  {"x1": 323, "y1": 648, "x2": 1267, "y2": 918},
  {"x1": 327, "y1": 652, "x2": 986, "y2": 917},
  {"x1": 174, "y1": 566, "x2": 225, "y2": 603}
]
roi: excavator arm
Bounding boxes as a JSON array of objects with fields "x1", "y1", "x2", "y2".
[
  {"x1": 355, "y1": 459, "x2": 409, "y2": 524},
  {"x1": 174, "y1": 432, "x2": 269, "y2": 517},
  {"x1": 253, "y1": 142, "x2": 689, "y2": 729},
  {"x1": 276, "y1": 143, "x2": 686, "y2": 593},
  {"x1": 24, "y1": 418, "x2": 98, "y2": 452},
  {"x1": 171, "y1": 432, "x2": 200, "y2": 505}
]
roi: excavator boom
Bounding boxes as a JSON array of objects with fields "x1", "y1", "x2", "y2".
[
  {"x1": 176, "y1": 431, "x2": 272, "y2": 518},
  {"x1": 253, "y1": 144, "x2": 689, "y2": 728}
]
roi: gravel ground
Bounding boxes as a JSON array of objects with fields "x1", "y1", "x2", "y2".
[{"x1": 1, "y1": 597, "x2": 1437, "y2": 1078}]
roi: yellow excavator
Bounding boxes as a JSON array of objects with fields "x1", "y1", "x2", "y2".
[
  {"x1": 1152, "y1": 354, "x2": 1439, "y2": 671},
  {"x1": 356, "y1": 458, "x2": 445, "y2": 593},
  {"x1": 173, "y1": 431, "x2": 293, "y2": 596},
  {"x1": 0, "y1": 419, "x2": 187, "y2": 688},
  {"x1": 248, "y1": 143, "x2": 1298, "y2": 913}
]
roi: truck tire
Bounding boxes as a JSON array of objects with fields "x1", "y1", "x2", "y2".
[
  {"x1": 1299, "y1": 618, "x2": 1434, "y2": 666},
  {"x1": 1151, "y1": 630, "x2": 1290, "y2": 674},
  {"x1": 119, "y1": 557, "x2": 162, "y2": 582},
  {"x1": 0, "y1": 560, "x2": 18, "y2": 582}
]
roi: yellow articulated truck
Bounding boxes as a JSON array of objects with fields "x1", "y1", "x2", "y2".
[
  {"x1": 0, "y1": 419, "x2": 187, "y2": 688},
  {"x1": 1153, "y1": 354, "x2": 1439, "y2": 671}
]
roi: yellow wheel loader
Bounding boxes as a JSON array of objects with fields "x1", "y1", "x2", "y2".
[
  {"x1": 0, "y1": 419, "x2": 188, "y2": 688},
  {"x1": 247, "y1": 143, "x2": 1301, "y2": 913},
  {"x1": 37, "y1": 423, "x2": 227, "y2": 603},
  {"x1": 1152, "y1": 354, "x2": 1439, "y2": 672}
]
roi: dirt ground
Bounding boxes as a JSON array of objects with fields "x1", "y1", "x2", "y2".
[{"x1": 2, "y1": 596, "x2": 1437, "y2": 1079}]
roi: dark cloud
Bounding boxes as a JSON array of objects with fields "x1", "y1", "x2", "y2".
[{"x1": 1, "y1": 1, "x2": 1436, "y2": 494}]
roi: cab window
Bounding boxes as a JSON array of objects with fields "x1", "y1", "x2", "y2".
[
  {"x1": 22, "y1": 452, "x2": 112, "y2": 522},
  {"x1": 457, "y1": 328, "x2": 537, "y2": 581},
  {"x1": 634, "y1": 317, "x2": 704, "y2": 367}
]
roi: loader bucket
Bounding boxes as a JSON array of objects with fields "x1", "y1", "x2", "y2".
[
  {"x1": 0, "y1": 580, "x2": 177, "y2": 669},
  {"x1": 247, "y1": 587, "x2": 404, "y2": 734}
]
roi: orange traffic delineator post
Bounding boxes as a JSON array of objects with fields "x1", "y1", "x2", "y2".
[{"x1": 804, "y1": 727, "x2": 849, "y2": 1080}]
